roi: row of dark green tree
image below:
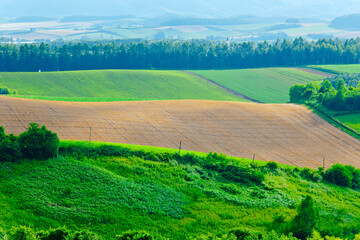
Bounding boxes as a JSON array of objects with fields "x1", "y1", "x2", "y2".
[
  {"x1": 2, "y1": 37, "x2": 360, "y2": 71},
  {"x1": 289, "y1": 75, "x2": 360, "y2": 111}
]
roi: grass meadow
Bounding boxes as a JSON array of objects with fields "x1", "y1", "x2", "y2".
[
  {"x1": 192, "y1": 68, "x2": 324, "y2": 103},
  {"x1": 1, "y1": 141, "x2": 360, "y2": 239},
  {"x1": 0, "y1": 70, "x2": 246, "y2": 102}
]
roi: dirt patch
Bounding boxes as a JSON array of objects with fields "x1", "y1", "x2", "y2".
[{"x1": 1, "y1": 97, "x2": 360, "y2": 168}]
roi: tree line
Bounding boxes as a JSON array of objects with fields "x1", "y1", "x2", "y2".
[
  {"x1": 1, "y1": 37, "x2": 360, "y2": 71},
  {"x1": 289, "y1": 75, "x2": 360, "y2": 111}
]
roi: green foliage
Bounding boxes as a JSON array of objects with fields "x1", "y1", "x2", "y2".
[
  {"x1": 300, "y1": 167, "x2": 322, "y2": 183},
  {"x1": 289, "y1": 85, "x2": 306, "y2": 103},
  {"x1": 0, "y1": 86, "x2": 13, "y2": 95},
  {"x1": 222, "y1": 165, "x2": 265, "y2": 185},
  {"x1": 0, "y1": 127, "x2": 22, "y2": 162},
  {"x1": 4, "y1": 141, "x2": 360, "y2": 240},
  {"x1": 266, "y1": 161, "x2": 279, "y2": 172},
  {"x1": 8, "y1": 226, "x2": 36, "y2": 240},
  {"x1": 289, "y1": 77, "x2": 360, "y2": 111},
  {"x1": 37, "y1": 227, "x2": 70, "y2": 240},
  {"x1": 324, "y1": 164, "x2": 353, "y2": 187},
  {"x1": 289, "y1": 196, "x2": 318, "y2": 239},
  {"x1": 18, "y1": 123, "x2": 59, "y2": 160},
  {"x1": 115, "y1": 230, "x2": 155, "y2": 240}
]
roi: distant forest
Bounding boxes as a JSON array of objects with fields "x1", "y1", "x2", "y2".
[{"x1": 1, "y1": 37, "x2": 360, "y2": 71}]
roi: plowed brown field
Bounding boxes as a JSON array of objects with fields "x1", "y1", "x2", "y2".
[{"x1": 2, "y1": 96, "x2": 360, "y2": 168}]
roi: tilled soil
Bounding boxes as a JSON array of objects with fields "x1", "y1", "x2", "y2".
[{"x1": 1, "y1": 96, "x2": 360, "y2": 168}]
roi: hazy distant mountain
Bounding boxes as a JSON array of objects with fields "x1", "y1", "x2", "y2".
[{"x1": 1, "y1": 0, "x2": 360, "y2": 19}]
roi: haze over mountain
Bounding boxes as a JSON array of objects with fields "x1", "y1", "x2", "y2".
[{"x1": 1, "y1": 0, "x2": 360, "y2": 19}]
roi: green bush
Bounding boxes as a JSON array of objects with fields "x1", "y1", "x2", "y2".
[
  {"x1": 228, "y1": 228, "x2": 265, "y2": 240},
  {"x1": 18, "y1": 123, "x2": 60, "y2": 160},
  {"x1": 0, "y1": 127, "x2": 22, "y2": 162},
  {"x1": 8, "y1": 226, "x2": 36, "y2": 240},
  {"x1": 324, "y1": 164, "x2": 353, "y2": 187},
  {"x1": 116, "y1": 230, "x2": 154, "y2": 240},
  {"x1": 73, "y1": 230, "x2": 99, "y2": 240},
  {"x1": 300, "y1": 167, "x2": 322, "y2": 183},
  {"x1": 37, "y1": 227, "x2": 70, "y2": 240},
  {"x1": 265, "y1": 161, "x2": 278, "y2": 172},
  {"x1": 222, "y1": 165, "x2": 265, "y2": 185},
  {"x1": 289, "y1": 195, "x2": 318, "y2": 240},
  {"x1": 0, "y1": 86, "x2": 11, "y2": 95}
]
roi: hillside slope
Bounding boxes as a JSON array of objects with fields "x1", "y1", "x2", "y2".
[
  {"x1": 1, "y1": 97, "x2": 360, "y2": 168},
  {"x1": 192, "y1": 68, "x2": 323, "y2": 103},
  {"x1": 1, "y1": 144, "x2": 360, "y2": 239},
  {"x1": 0, "y1": 70, "x2": 245, "y2": 102}
]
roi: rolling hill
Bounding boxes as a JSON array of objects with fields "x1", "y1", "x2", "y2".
[
  {"x1": 192, "y1": 68, "x2": 324, "y2": 103},
  {"x1": 1, "y1": 97, "x2": 360, "y2": 168},
  {"x1": 0, "y1": 70, "x2": 246, "y2": 102}
]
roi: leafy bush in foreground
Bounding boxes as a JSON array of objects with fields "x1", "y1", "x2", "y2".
[
  {"x1": 324, "y1": 164, "x2": 353, "y2": 187},
  {"x1": 0, "y1": 127, "x2": 22, "y2": 162},
  {"x1": 116, "y1": 230, "x2": 155, "y2": 240},
  {"x1": 289, "y1": 196, "x2": 318, "y2": 240},
  {"x1": 18, "y1": 123, "x2": 60, "y2": 160}
]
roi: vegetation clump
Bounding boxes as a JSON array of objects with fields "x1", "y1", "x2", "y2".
[
  {"x1": 289, "y1": 77, "x2": 360, "y2": 111},
  {"x1": 0, "y1": 123, "x2": 59, "y2": 162}
]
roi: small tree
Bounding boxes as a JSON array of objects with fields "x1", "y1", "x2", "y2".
[
  {"x1": 324, "y1": 163, "x2": 353, "y2": 187},
  {"x1": 18, "y1": 123, "x2": 59, "y2": 160},
  {"x1": 290, "y1": 195, "x2": 318, "y2": 239}
]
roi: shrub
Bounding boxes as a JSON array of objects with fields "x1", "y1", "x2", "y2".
[
  {"x1": 229, "y1": 228, "x2": 265, "y2": 240},
  {"x1": 18, "y1": 123, "x2": 60, "y2": 160},
  {"x1": 116, "y1": 230, "x2": 154, "y2": 240},
  {"x1": 36, "y1": 227, "x2": 70, "y2": 240},
  {"x1": 324, "y1": 164, "x2": 353, "y2": 187},
  {"x1": 265, "y1": 161, "x2": 278, "y2": 172},
  {"x1": 0, "y1": 135, "x2": 22, "y2": 162},
  {"x1": 73, "y1": 230, "x2": 99, "y2": 240},
  {"x1": 289, "y1": 195, "x2": 318, "y2": 240},
  {"x1": 0, "y1": 87, "x2": 11, "y2": 95},
  {"x1": 300, "y1": 167, "x2": 322, "y2": 183},
  {"x1": 8, "y1": 226, "x2": 36, "y2": 240},
  {"x1": 222, "y1": 165, "x2": 265, "y2": 185}
]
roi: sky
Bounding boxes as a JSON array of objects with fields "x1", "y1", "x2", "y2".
[{"x1": 1, "y1": 0, "x2": 360, "y2": 19}]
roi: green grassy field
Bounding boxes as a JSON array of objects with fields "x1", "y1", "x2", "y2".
[
  {"x1": 192, "y1": 68, "x2": 324, "y2": 103},
  {"x1": 307, "y1": 64, "x2": 360, "y2": 74},
  {"x1": 335, "y1": 114, "x2": 360, "y2": 133},
  {"x1": 1, "y1": 141, "x2": 360, "y2": 239},
  {"x1": 0, "y1": 70, "x2": 246, "y2": 102}
]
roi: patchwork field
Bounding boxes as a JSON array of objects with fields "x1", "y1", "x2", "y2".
[
  {"x1": 336, "y1": 113, "x2": 360, "y2": 133},
  {"x1": 2, "y1": 96, "x2": 360, "y2": 168},
  {"x1": 192, "y1": 68, "x2": 324, "y2": 103},
  {"x1": 307, "y1": 64, "x2": 360, "y2": 74},
  {"x1": 0, "y1": 70, "x2": 245, "y2": 102}
]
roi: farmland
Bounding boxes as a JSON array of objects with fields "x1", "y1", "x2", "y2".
[
  {"x1": 0, "y1": 70, "x2": 246, "y2": 102},
  {"x1": 1, "y1": 97, "x2": 360, "y2": 168},
  {"x1": 307, "y1": 64, "x2": 360, "y2": 74},
  {"x1": 192, "y1": 68, "x2": 324, "y2": 103},
  {"x1": 336, "y1": 113, "x2": 360, "y2": 133}
]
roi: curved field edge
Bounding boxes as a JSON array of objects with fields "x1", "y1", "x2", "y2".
[
  {"x1": 191, "y1": 68, "x2": 324, "y2": 103},
  {"x1": 335, "y1": 113, "x2": 360, "y2": 134},
  {"x1": 0, "y1": 70, "x2": 246, "y2": 102},
  {"x1": 305, "y1": 103, "x2": 360, "y2": 142},
  {"x1": 306, "y1": 64, "x2": 360, "y2": 74}
]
